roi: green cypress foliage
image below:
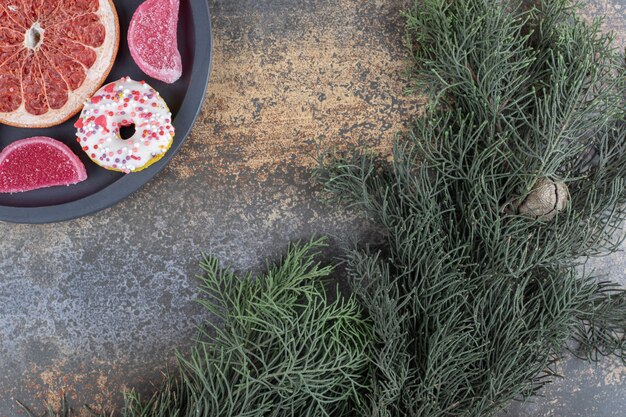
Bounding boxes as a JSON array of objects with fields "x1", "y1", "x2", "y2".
[
  {"x1": 316, "y1": 0, "x2": 626, "y2": 415},
  {"x1": 122, "y1": 238, "x2": 371, "y2": 417}
]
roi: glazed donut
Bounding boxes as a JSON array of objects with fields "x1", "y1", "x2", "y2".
[{"x1": 75, "y1": 77, "x2": 175, "y2": 173}]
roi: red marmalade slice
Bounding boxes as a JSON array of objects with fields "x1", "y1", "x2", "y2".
[
  {"x1": 0, "y1": 0, "x2": 119, "y2": 128},
  {"x1": 0, "y1": 136, "x2": 87, "y2": 193},
  {"x1": 128, "y1": 0, "x2": 182, "y2": 84}
]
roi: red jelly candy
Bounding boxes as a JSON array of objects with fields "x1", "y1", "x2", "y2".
[
  {"x1": 128, "y1": 0, "x2": 182, "y2": 84},
  {"x1": 0, "y1": 137, "x2": 88, "y2": 193}
]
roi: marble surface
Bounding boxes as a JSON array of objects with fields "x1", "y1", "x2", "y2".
[{"x1": 0, "y1": 0, "x2": 624, "y2": 415}]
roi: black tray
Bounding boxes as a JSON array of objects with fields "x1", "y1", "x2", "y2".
[{"x1": 0, "y1": 0, "x2": 212, "y2": 224}]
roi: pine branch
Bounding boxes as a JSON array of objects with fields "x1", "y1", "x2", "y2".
[
  {"x1": 318, "y1": 0, "x2": 626, "y2": 415},
  {"x1": 124, "y1": 238, "x2": 371, "y2": 417}
]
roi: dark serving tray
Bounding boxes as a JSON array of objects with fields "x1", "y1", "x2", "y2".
[{"x1": 0, "y1": 0, "x2": 212, "y2": 224}]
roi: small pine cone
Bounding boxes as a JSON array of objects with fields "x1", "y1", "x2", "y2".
[{"x1": 517, "y1": 177, "x2": 569, "y2": 221}]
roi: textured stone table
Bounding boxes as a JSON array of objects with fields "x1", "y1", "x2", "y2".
[{"x1": 0, "y1": 0, "x2": 624, "y2": 416}]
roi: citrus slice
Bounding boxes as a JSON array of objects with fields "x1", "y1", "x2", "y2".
[
  {"x1": 128, "y1": 0, "x2": 182, "y2": 84},
  {"x1": 0, "y1": 136, "x2": 87, "y2": 193},
  {"x1": 0, "y1": 0, "x2": 119, "y2": 128}
]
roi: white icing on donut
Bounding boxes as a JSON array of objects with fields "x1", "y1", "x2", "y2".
[{"x1": 75, "y1": 77, "x2": 175, "y2": 173}]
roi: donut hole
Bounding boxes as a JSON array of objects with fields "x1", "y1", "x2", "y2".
[{"x1": 119, "y1": 123, "x2": 136, "y2": 140}]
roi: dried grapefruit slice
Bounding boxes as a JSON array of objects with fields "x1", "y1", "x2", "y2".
[
  {"x1": 128, "y1": 0, "x2": 182, "y2": 84},
  {"x1": 0, "y1": 136, "x2": 87, "y2": 193},
  {"x1": 0, "y1": 0, "x2": 119, "y2": 128}
]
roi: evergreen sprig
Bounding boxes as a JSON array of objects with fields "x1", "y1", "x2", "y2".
[
  {"x1": 317, "y1": 0, "x2": 626, "y2": 415},
  {"x1": 123, "y1": 238, "x2": 371, "y2": 417}
]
